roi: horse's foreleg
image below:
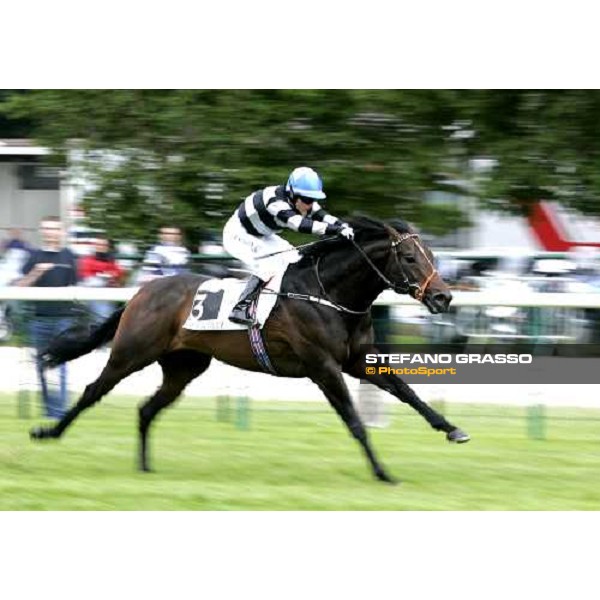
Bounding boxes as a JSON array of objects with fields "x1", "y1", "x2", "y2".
[
  {"x1": 309, "y1": 360, "x2": 397, "y2": 484},
  {"x1": 372, "y1": 373, "x2": 470, "y2": 442},
  {"x1": 138, "y1": 351, "x2": 211, "y2": 472},
  {"x1": 345, "y1": 352, "x2": 470, "y2": 443},
  {"x1": 138, "y1": 388, "x2": 178, "y2": 473}
]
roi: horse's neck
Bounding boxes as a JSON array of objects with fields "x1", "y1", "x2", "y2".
[{"x1": 314, "y1": 250, "x2": 387, "y2": 311}]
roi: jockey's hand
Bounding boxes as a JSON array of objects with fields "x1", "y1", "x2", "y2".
[{"x1": 339, "y1": 225, "x2": 355, "y2": 241}]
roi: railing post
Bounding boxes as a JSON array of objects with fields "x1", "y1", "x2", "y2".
[
  {"x1": 235, "y1": 395, "x2": 250, "y2": 430},
  {"x1": 216, "y1": 394, "x2": 231, "y2": 422},
  {"x1": 17, "y1": 388, "x2": 30, "y2": 419},
  {"x1": 527, "y1": 404, "x2": 546, "y2": 440}
]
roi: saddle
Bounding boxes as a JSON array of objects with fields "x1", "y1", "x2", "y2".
[{"x1": 182, "y1": 273, "x2": 284, "y2": 332}]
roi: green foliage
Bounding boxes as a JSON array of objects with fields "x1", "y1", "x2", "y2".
[
  {"x1": 0, "y1": 90, "x2": 32, "y2": 137},
  {"x1": 0, "y1": 90, "x2": 470, "y2": 243},
  {"x1": 3, "y1": 90, "x2": 600, "y2": 243},
  {"x1": 468, "y1": 90, "x2": 600, "y2": 216}
]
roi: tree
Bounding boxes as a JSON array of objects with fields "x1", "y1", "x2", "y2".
[
  {"x1": 0, "y1": 90, "x2": 33, "y2": 138},
  {"x1": 0, "y1": 90, "x2": 468, "y2": 244},
  {"x1": 7, "y1": 90, "x2": 600, "y2": 245},
  {"x1": 464, "y1": 90, "x2": 600, "y2": 216}
]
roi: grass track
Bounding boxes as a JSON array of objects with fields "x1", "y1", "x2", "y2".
[{"x1": 1, "y1": 396, "x2": 599, "y2": 510}]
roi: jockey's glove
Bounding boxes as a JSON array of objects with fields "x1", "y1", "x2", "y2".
[{"x1": 339, "y1": 225, "x2": 355, "y2": 240}]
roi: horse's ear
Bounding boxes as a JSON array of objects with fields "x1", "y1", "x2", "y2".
[
  {"x1": 386, "y1": 219, "x2": 413, "y2": 235},
  {"x1": 383, "y1": 223, "x2": 401, "y2": 239}
]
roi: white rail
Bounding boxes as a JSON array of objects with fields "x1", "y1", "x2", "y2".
[
  {"x1": 375, "y1": 290, "x2": 600, "y2": 308},
  {"x1": 0, "y1": 286, "x2": 138, "y2": 302},
  {"x1": 1, "y1": 286, "x2": 600, "y2": 309}
]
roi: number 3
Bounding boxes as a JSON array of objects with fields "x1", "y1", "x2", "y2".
[{"x1": 192, "y1": 293, "x2": 208, "y2": 319}]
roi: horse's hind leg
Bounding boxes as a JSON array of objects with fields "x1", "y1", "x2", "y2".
[
  {"x1": 30, "y1": 352, "x2": 157, "y2": 441},
  {"x1": 138, "y1": 350, "x2": 211, "y2": 472}
]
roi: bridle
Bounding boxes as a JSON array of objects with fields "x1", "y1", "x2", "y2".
[
  {"x1": 281, "y1": 228, "x2": 439, "y2": 315},
  {"x1": 349, "y1": 231, "x2": 438, "y2": 302}
]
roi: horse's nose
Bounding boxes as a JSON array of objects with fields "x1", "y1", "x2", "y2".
[{"x1": 432, "y1": 291, "x2": 452, "y2": 312}]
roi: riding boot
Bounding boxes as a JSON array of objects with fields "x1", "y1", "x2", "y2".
[{"x1": 229, "y1": 275, "x2": 264, "y2": 326}]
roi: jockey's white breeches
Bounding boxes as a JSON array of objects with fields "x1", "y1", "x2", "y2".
[{"x1": 223, "y1": 215, "x2": 301, "y2": 282}]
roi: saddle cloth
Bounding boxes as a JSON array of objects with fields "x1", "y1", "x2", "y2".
[{"x1": 183, "y1": 271, "x2": 285, "y2": 332}]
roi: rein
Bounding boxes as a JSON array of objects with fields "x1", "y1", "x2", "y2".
[
  {"x1": 262, "y1": 255, "x2": 369, "y2": 315},
  {"x1": 265, "y1": 229, "x2": 438, "y2": 314},
  {"x1": 314, "y1": 255, "x2": 371, "y2": 315}
]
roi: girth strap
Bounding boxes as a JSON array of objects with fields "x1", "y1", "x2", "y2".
[{"x1": 247, "y1": 298, "x2": 277, "y2": 375}]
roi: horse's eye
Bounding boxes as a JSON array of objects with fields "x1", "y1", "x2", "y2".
[{"x1": 404, "y1": 256, "x2": 416, "y2": 264}]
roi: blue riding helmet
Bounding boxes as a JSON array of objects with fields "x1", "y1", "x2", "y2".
[{"x1": 285, "y1": 167, "x2": 326, "y2": 202}]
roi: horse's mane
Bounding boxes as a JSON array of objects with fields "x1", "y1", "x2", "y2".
[{"x1": 296, "y1": 215, "x2": 412, "y2": 265}]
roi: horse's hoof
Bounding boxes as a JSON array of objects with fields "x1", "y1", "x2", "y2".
[
  {"x1": 447, "y1": 428, "x2": 470, "y2": 444},
  {"x1": 376, "y1": 471, "x2": 400, "y2": 485},
  {"x1": 30, "y1": 426, "x2": 57, "y2": 441}
]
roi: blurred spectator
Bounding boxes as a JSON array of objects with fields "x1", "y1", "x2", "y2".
[
  {"x1": 14, "y1": 216, "x2": 78, "y2": 420},
  {"x1": 1, "y1": 227, "x2": 32, "y2": 257},
  {"x1": 0, "y1": 247, "x2": 31, "y2": 286},
  {"x1": 78, "y1": 237, "x2": 125, "y2": 324},
  {"x1": 135, "y1": 226, "x2": 190, "y2": 284},
  {"x1": 0, "y1": 242, "x2": 33, "y2": 343},
  {"x1": 147, "y1": 225, "x2": 190, "y2": 273},
  {"x1": 114, "y1": 241, "x2": 139, "y2": 275}
]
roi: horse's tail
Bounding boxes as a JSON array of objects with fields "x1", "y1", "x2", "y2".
[{"x1": 42, "y1": 305, "x2": 126, "y2": 368}]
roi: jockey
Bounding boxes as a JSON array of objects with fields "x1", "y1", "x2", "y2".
[{"x1": 223, "y1": 166, "x2": 354, "y2": 326}]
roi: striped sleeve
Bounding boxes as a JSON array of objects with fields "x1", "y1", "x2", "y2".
[
  {"x1": 310, "y1": 202, "x2": 342, "y2": 226},
  {"x1": 267, "y1": 201, "x2": 329, "y2": 235}
]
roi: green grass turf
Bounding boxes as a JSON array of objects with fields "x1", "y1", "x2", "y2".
[{"x1": 1, "y1": 395, "x2": 599, "y2": 510}]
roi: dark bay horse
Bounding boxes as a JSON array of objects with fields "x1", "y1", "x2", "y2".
[{"x1": 31, "y1": 216, "x2": 469, "y2": 484}]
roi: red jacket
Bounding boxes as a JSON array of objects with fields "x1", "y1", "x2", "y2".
[{"x1": 78, "y1": 255, "x2": 124, "y2": 286}]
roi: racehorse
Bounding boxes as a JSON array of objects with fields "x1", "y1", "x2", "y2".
[{"x1": 31, "y1": 216, "x2": 469, "y2": 484}]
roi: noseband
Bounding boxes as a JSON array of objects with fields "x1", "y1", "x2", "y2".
[{"x1": 351, "y1": 232, "x2": 438, "y2": 301}]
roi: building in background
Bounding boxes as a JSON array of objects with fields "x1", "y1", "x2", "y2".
[{"x1": 0, "y1": 140, "x2": 63, "y2": 244}]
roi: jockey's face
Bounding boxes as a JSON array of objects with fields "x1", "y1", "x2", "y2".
[{"x1": 294, "y1": 197, "x2": 313, "y2": 217}]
